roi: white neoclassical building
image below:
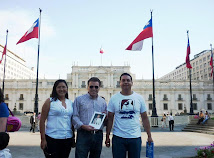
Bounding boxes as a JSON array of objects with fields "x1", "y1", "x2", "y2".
[{"x1": 3, "y1": 65, "x2": 214, "y2": 115}]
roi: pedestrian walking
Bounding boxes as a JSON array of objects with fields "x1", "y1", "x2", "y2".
[{"x1": 30, "y1": 112, "x2": 36, "y2": 133}]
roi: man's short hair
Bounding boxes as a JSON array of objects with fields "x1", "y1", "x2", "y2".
[
  {"x1": 120, "y1": 73, "x2": 132, "y2": 81},
  {"x1": 0, "y1": 132, "x2": 10, "y2": 150},
  {"x1": 88, "y1": 77, "x2": 101, "y2": 86}
]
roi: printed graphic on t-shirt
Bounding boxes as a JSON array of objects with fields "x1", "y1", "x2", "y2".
[{"x1": 119, "y1": 99, "x2": 135, "y2": 119}]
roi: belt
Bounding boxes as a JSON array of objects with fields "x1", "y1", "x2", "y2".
[{"x1": 79, "y1": 129, "x2": 103, "y2": 134}]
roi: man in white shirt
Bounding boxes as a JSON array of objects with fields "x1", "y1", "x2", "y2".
[
  {"x1": 105, "y1": 73, "x2": 153, "y2": 158},
  {"x1": 168, "y1": 113, "x2": 174, "y2": 131}
]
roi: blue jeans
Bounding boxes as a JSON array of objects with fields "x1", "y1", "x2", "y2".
[
  {"x1": 112, "y1": 135, "x2": 142, "y2": 158},
  {"x1": 75, "y1": 129, "x2": 103, "y2": 158}
]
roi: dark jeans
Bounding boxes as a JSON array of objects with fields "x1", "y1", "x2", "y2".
[
  {"x1": 30, "y1": 122, "x2": 35, "y2": 132},
  {"x1": 112, "y1": 135, "x2": 142, "y2": 158},
  {"x1": 197, "y1": 118, "x2": 204, "y2": 124},
  {"x1": 169, "y1": 120, "x2": 174, "y2": 131},
  {"x1": 44, "y1": 135, "x2": 72, "y2": 158},
  {"x1": 75, "y1": 129, "x2": 103, "y2": 158}
]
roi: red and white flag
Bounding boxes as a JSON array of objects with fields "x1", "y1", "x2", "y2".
[
  {"x1": 17, "y1": 18, "x2": 39, "y2": 45},
  {"x1": 186, "y1": 34, "x2": 192, "y2": 69},
  {"x1": 0, "y1": 43, "x2": 7, "y2": 64},
  {"x1": 210, "y1": 50, "x2": 213, "y2": 77},
  {"x1": 126, "y1": 18, "x2": 153, "y2": 51},
  {"x1": 100, "y1": 48, "x2": 104, "y2": 54}
]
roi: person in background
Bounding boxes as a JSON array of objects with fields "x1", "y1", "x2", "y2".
[
  {"x1": 37, "y1": 112, "x2": 41, "y2": 132},
  {"x1": 202, "y1": 111, "x2": 210, "y2": 124},
  {"x1": 196, "y1": 111, "x2": 204, "y2": 125},
  {"x1": 40, "y1": 79, "x2": 74, "y2": 158},
  {"x1": 0, "y1": 88, "x2": 9, "y2": 132},
  {"x1": 105, "y1": 73, "x2": 153, "y2": 158},
  {"x1": 30, "y1": 112, "x2": 36, "y2": 133},
  {"x1": 168, "y1": 113, "x2": 174, "y2": 131},
  {"x1": 161, "y1": 114, "x2": 167, "y2": 128},
  {"x1": 73, "y1": 77, "x2": 107, "y2": 158},
  {"x1": 0, "y1": 132, "x2": 12, "y2": 158}
]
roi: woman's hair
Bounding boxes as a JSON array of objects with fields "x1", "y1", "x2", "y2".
[
  {"x1": 51, "y1": 79, "x2": 68, "y2": 101},
  {"x1": 0, "y1": 132, "x2": 9, "y2": 150},
  {"x1": 0, "y1": 88, "x2": 4, "y2": 103}
]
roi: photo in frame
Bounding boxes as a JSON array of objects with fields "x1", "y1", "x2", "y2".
[{"x1": 89, "y1": 112, "x2": 106, "y2": 129}]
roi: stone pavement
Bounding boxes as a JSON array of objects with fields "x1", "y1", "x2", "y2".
[{"x1": 7, "y1": 126, "x2": 214, "y2": 158}]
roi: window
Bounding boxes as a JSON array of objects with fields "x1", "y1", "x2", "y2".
[
  {"x1": 19, "y1": 103, "x2": 23, "y2": 110},
  {"x1": 81, "y1": 81, "x2": 86, "y2": 88},
  {"x1": 178, "y1": 103, "x2": 183, "y2": 110},
  {"x1": 193, "y1": 103, "x2": 197, "y2": 110},
  {"x1": 207, "y1": 94, "x2": 212, "y2": 100},
  {"x1": 116, "y1": 81, "x2": 120, "y2": 88},
  {"x1": 163, "y1": 103, "x2": 168, "y2": 110},
  {"x1": 193, "y1": 94, "x2": 197, "y2": 100},
  {"x1": 19, "y1": 94, "x2": 24, "y2": 100},
  {"x1": 207, "y1": 103, "x2": 212, "y2": 110},
  {"x1": 100, "y1": 81, "x2": 104, "y2": 88},
  {"x1": 148, "y1": 94, "x2": 152, "y2": 100},
  {"x1": 149, "y1": 104, "x2": 153, "y2": 110},
  {"x1": 178, "y1": 94, "x2": 182, "y2": 100},
  {"x1": 163, "y1": 94, "x2": 168, "y2": 100}
]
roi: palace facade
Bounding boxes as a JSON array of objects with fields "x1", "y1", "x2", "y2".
[{"x1": 3, "y1": 65, "x2": 214, "y2": 115}]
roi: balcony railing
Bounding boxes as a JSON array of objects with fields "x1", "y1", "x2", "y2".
[
  {"x1": 207, "y1": 97, "x2": 212, "y2": 100},
  {"x1": 163, "y1": 98, "x2": 168, "y2": 101},
  {"x1": 148, "y1": 98, "x2": 152, "y2": 101},
  {"x1": 4, "y1": 97, "x2": 9, "y2": 100},
  {"x1": 116, "y1": 85, "x2": 120, "y2": 88},
  {"x1": 178, "y1": 98, "x2": 183, "y2": 100},
  {"x1": 19, "y1": 97, "x2": 24, "y2": 100},
  {"x1": 193, "y1": 98, "x2": 197, "y2": 101},
  {"x1": 81, "y1": 85, "x2": 86, "y2": 88}
]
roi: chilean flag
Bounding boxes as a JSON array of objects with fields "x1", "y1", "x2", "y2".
[
  {"x1": 186, "y1": 36, "x2": 192, "y2": 69},
  {"x1": 100, "y1": 47, "x2": 104, "y2": 54},
  {"x1": 0, "y1": 44, "x2": 7, "y2": 64},
  {"x1": 126, "y1": 18, "x2": 153, "y2": 51},
  {"x1": 17, "y1": 18, "x2": 39, "y2": 45},
  {"x1": 210, "y1": 50, "x2": 213, "y2": 77}
]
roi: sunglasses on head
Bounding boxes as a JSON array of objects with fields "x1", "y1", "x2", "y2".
[{"x1": 89, "y1": 86, "x2": 99, "y2": 89}]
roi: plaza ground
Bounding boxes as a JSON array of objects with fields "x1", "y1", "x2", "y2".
[{"x1": 7, "y1": 126, "x2": 214, "y2": 158}]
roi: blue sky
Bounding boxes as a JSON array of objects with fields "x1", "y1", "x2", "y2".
[{"x1": 0, "y1": 0, "x2": 214, "y2": 79}]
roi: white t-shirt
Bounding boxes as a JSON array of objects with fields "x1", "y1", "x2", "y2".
[{"x1": 107, "y1": 91, "x2": 147, "y2": 138}]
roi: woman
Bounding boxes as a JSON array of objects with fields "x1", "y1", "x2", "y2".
[
  {"x1": 202, "y1": 111, "x2": 210, "y2": 124},
  {"x1": 0, "y1": 88, "x2": 9, "y2": 132},
  {"x1": 40, "y1": 80, "x2": 74, "y2": 158},
  {"x1": 161, "y1": 114, "x2": 167, "y2": 128}
]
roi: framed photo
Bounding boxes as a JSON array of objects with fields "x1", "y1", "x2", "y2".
[{"x1": 89, "y1": 112, "x2": 106, "y2": 129}]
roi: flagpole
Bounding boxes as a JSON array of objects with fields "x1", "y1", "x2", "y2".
[
  {"x1": 101, "y1": 54, "x2": 102, "y2": 66},
  {"x1": 151, "y1": 11, "x2": 157, "y2": 118},
  {"x1": 187, "y1": 31, "x2": 194, "y2": 115},
  {"x1": 2, "y1": 30, "x2": 8, "y2": 95},
  {"x1": 34, "y1": 9, "x2": 42, "y2": 115}
]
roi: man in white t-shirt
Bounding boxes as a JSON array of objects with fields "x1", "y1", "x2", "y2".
[{"x1": 105, "y1": 73, "x2": 153, "y2": 158}]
